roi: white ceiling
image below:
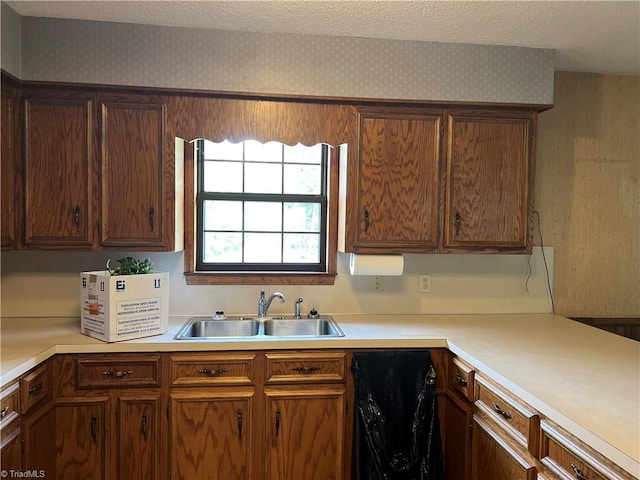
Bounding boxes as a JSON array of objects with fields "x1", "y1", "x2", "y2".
[{"x1": 6, "y1": 0, "x2": 640, "y2": 75}]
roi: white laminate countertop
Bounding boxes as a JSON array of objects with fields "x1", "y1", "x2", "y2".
[{"x1": 1, "y1": 313, "x2": 638, "y2": 477}]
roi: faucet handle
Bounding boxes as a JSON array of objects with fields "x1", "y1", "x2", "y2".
[{"x1": 294, "y1": 297, "x2": 303, "y2": 319}]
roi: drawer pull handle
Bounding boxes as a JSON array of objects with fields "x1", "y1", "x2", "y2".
[
  {"x1": 492, "y1": 402, "x2": 512, "y2": 419},
  {"x1": 455, "y1": 374, "x2": 468, "y2": 386},
  {"x1": 0, "y1": 406, "x2": 9, "y2": 418},
  {"x1": 198, "y1": 368, "x2": 228, "y2": 376},
  {"x1": 292, "y1": 366, "x2": 320, "y2": 373},
  {"x1": 275, "y1": 409, "x2": 281, "y2": 437},
  {"x1": 73, "y1": 205, "x2": 81, "y2": 232},
  {"x1": 237, "y1": 409, "x2": 243, "y2": 439},
  {"x1": 102, "y1": 370, "x2": 132, "y2": 378},
  {"x1": 28, "y1": 382, "x2": 43, "y2": 395},
  {"x1": 571, "y1": 464, "x2": 588, "y2": 480},
  {"x1": 363, "y1": 209, "x2": 370, "y2": 234}
]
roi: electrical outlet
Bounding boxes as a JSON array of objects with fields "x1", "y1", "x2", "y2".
[
  {"x1": 370, "y1": 276, "x2": 383, "y2": 292},
  {"x1": 419, "y1": 274, "x2": 431, "y2": 293}
]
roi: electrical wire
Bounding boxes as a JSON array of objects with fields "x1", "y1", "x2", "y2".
[{"x1": 533, "y1": 210, "x2": 556, "y2": 314}]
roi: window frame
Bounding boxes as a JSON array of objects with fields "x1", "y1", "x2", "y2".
[
  {"x1": 194, "y1": 139, "x2": 329, "y2": 272},
  {"x1": 183, "y1": 139, "x2": 339, "y2": 286}
]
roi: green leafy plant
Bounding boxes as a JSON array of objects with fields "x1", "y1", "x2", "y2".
[{"x1": 106, "y1": 256, "x2": 153, "y2": 275}]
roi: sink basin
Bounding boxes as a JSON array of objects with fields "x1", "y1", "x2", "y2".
[
  {"x1": 263, "y1": 317, "x2": 344, "y2": 337},
  {"x1": 174, "y1": 315, "x2": 345, "y2": 339},
  {"x1": 174, "y1": 317, "x2": 259, "y2": 339}
]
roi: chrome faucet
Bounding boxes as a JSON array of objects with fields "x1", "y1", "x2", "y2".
[
  {"x1": 294, "y1": 297, "x2": 304, "y2": 319},
  {"x1": 257, "y1": 290, "x2": 285, "y2": 318}
]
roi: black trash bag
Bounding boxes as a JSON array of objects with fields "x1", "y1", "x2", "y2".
[{"x1": 352, "y1": 351, "x2": 445, "y2": 480}]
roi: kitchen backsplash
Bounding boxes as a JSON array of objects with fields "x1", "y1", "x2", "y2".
[{"x1": 0, "y1": 248, "x2": 554, "y2": 318}]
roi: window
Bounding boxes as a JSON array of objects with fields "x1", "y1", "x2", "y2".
[{"x1": 195, "y1": 139, "x2": 329, "y2": 273}]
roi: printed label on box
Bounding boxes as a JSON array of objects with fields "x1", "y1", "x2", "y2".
[{"x1": 116, "y1": 298, "x2": 162, "y2": 337}]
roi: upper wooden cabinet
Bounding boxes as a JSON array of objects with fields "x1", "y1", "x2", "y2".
[
  {"x1": 1, "y1": 81, "x2": 20, "y2": 250},
  {"x1": 444, "y1": 110, "x2": 535, "y2": 253},
  {"x1": 16, "y1": 88, "x2": 182, "y2": 251},
  {"x1": 98, "y1": 95, "x2": 166, "y2": 247},
  {"x1": 339, "y1": 107, "x2": 442, "y2": 253},
  {"x1": 340, "y1": 106, "x2": 538, "y2": 254},
  {"x1": 22, "y1": 89, "x2": 94, "y2": 248}
]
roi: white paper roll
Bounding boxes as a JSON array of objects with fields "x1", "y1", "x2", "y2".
[{"x1": 349, "y1": 254, "x2": 404, "y2": 276}]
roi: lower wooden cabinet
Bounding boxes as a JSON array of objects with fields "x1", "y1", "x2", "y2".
[
  {"x1": 471, "y1": 415, "x2": 537, "y2": 480},
  {"x1": 264, "y1": 385, "x2": 346, "y2": 480},
  {"x1": 169, "y1": 389, "x2": 255, "y2": 479},
  {"x1": 443, "y1": 391, "x2": 473, "y2": 480},
  {"x1": 56, "y1": 397, "x2": 109, "y2": 479}
]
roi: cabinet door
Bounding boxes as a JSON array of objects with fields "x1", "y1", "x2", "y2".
[
  {"x1": 444, "y1": 393, "x2": 473, "y2": 480},
  {"x1": 22, "y1": 401, "x2": 56, "y2": 476},
  {"x1": 444, "y1": 110, "x2": 535, "y2": 252},
  {"x1": 117, "y1": 394, "x2": 161, "y2": 480},
  {"x1": 1, "y1": 427, "x2": 22, "y2": 472},
  {"x1": 265, "y1": 385, "x2": 346, "y2": 480},
  {"x1": 471, "y1": 416, "x2": 536, "y2": 480},
  {"x1": 170, "y1": 389, "x2": 254, "y2": 480},
  {"x1": 1, "y1": 83, "x2": 19, "y2": 249},
  {"x1": 350, "y1": 109, "x2": 441, "y2": 252},
  {"x1": 99, "y1": 97, "x2": 165, "y2": 247},
  {"x1": 56, "y1": 397, "x2": 109, "y2": 480},
  {"x1": 23, "y1": 92, "x2": 94, "y2": 247}
]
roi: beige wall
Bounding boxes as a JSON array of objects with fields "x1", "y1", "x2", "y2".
[{"x1": 536, "y1": 72, "x2": 640, "y2": 317}]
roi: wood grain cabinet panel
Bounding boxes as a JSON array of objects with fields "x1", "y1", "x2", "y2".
[
  {"x1": 444, "y1": 110, "x2": 536, "y2": 253},
  {"x1": 1, "y1": 82, "x2": 19, "y2": 250},
  {"x1": 169, "y1": 353, "x2": 255, "y2": 386},
  {"x1": 22, "y1": 401, "x2": 56, "y2": 476},
  {"x1": 340, "y1": 107, "x2": 442, "y2": 253},
  {"x1": 99, "y1": 96, "x2": 166, "y2": 247},
  {"x1": 75, "y1": 354, "x2": 162, "y2": 389},
  {"x1": 117, "y1": 394, "x2": 161, "y2": 480},
  {"x1": 56, "y1": 397, "x2": 109, "y2": 480},
  {"x1": 471, "y1": 415, "x2": 537, "y2": 480},
  {"x1": 264, "y1": 385, "x2": 346, "y2": 480},
  {"x1": 169, "y1": 389, "x2": 254, "y2": 480},
  {"x1": 443, "y1": 391, "x2": 473, "y2": 480},
  {"x1": 23, "y1": 90, "x2": 94, "y2": 247}
]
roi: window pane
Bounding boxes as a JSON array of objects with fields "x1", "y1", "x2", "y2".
[
  {"x1": 284, "y1": 203, "x2": 320, "y2": 232},
  {"x1": 245, "y1": 202, "x2": 282, "y2": 232},
  {"x1": 245, "y1": 233, "x2": 281, "y2": 262},
  {"x1": 245, "y1": 140, "x2": 283, "y2": 163},
  {"x1": 284, "y1": 143, "x2": 323, "y2": 164},
  {"x1": 284, "y1": 164, "x2": 321, "y2": 194},
  {"x1": 203, "y1": 232, "x2": 242, "y2": 263},
  {"x1": 203, "y1": 161, "x2": 243, "y2": 193},
  {"x1": 245, "y1": 163, "x2": 282, "y2": 193},
  {"x1": 284, "y1": 234, "x2": 320, "y2": 263},
  {"x1": 204, "y1": 139, "x2": 243, "y2": 161},
  {"x1": 203, "y1": 200, "x2": 242, "y2": 231}
]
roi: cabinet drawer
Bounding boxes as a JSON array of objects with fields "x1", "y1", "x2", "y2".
[
  {"x1": 474, "y1": 375, "x2": 539, "y2": 455},
  {"x1": 169, "y1": 353, "x2": 255, "y2": 386},
  {"x1": 20, "y1": 363, "x2": 51, "y2": 414},
  {"x1": 75, "y1": 355, "x2": 161, "y2": 388},
  {"x1": 450, "y1": 356, "x2": 475, "y2": 401},
  {"x1": 265, "y1": 352, "x2": 347, "y2": 384},
  {"x1": 540, "y1": 421, "x2": 631, "y2": 480},
  {"x1": 0, "y1": 383, "x2": 20, "y2": 427}
]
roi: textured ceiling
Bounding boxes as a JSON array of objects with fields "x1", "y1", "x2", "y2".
[{"x1": 6, "y1": 0, "x2": 640, "y2": 75}]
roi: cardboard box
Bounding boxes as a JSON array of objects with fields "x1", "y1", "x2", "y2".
[{"x1": 80, "y1": 270, "x2": 169, "y2": 342}]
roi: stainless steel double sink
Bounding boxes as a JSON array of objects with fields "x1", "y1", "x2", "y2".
[{"x1": 174, "y1": 315, "x2": 344, "y2": 340}]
